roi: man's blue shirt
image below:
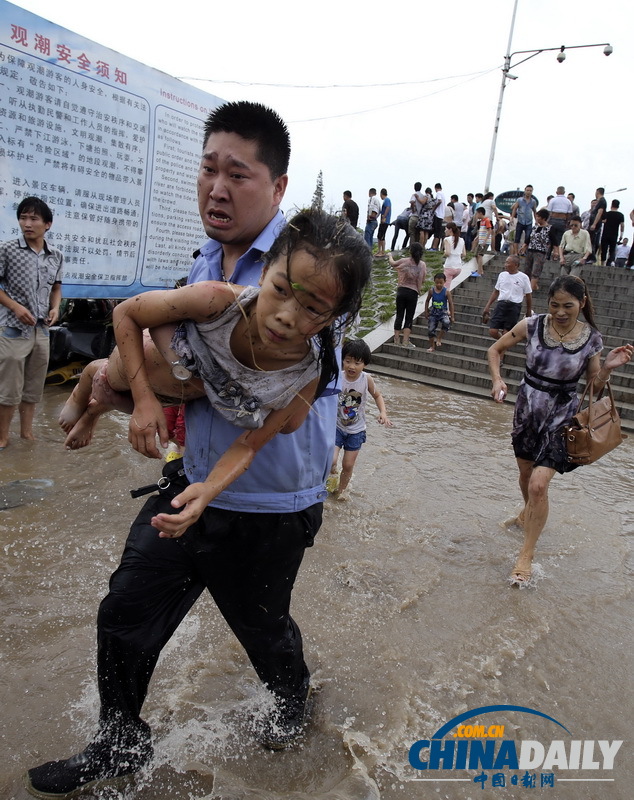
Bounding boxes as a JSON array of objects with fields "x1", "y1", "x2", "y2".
[
  {"x1": 381, "y1": 198, "x2": 392, "y2": 224},
  {"x1": 516, "y1": 197, "x2": 536, "y2": 226},
  {"x1": 184, "y1": 211, "x2": 336, "y2": 512}
]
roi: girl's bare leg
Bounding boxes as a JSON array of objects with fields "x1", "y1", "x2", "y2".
[
  {"x1": 63, "y1": 331, "x2": 205, "y2": 450},
  {"x1": 63, "y1": 355, "x2": 134, "y2": 450},
  {"x1": 58, "y1": 359, "x2": 106, "y2": 432}
]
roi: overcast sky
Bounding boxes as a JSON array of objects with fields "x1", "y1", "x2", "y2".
[{"x1": 10, "y1": 0, "x2": 633, "y2": 231}]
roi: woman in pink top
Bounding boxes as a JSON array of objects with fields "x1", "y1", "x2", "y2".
[
  {"x1": 388, "y1": 242, "x2": 426, "y2": 348},
  {"x1": 443, "y1": 222, "x2": 466, "y2": 289}
]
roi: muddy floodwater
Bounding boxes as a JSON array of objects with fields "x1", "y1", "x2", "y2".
[{"x1": 1, "y1": 378, "x2": 632, "y2": 800}]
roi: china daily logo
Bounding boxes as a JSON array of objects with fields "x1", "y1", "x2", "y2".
[{"x1": 409, "y1": 705, "x2": 622, "y2": 790}]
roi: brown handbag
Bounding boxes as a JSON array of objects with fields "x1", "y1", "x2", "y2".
[{"x1": 563, "y1": 379, "x2": 628, "y2": 465}]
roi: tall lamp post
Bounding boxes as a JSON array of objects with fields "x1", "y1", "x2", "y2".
[{"x1": 484, "y1": 0, "x2": 612, "y2": 192}]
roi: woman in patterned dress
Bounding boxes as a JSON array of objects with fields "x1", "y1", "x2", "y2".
[
  {"x1": 487, "y1": 276, "x2": 633, "y2": 585},
  {"x1": 416, "y1": 187, "x2": 436, "y2": 250}
]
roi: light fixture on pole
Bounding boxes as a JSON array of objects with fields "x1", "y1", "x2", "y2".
[{"x1": 484, "y1": 0, "x2": 612, "y2": 192}]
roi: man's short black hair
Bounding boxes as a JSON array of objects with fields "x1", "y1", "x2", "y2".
[
  {"x1": 343, "y1": 190, "x2": 352, "y2": 199},
  {"x1": 17, "y1": 196, "x2": 53, "y2": 224},
  {"x1": 569, "y1": 215, "x2": 582, "y2": 223},
  {"x1": 342, "y1": 339, "x2": 371, "y2": 365},
  {"x1": 414, "y1": 182, "x2": 422, "y2": 192},
  {"x1": 537, "y1": 208, "x2": 549, "y2": 221},
  {"x1": 203, "y1": 101, "x2": 290, "y2": 180},
  {"x1": 435, "y1": 183, "x2": 442, "y2": 190}
]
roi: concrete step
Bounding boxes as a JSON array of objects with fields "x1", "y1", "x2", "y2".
[
  {"x1": 450, "y1": 295, "x2": 634, "y2": 326},
  {"x1": 444, "y1": 316, "x2": 634, "y2": 346},
  {"x1": 372, "y1": 343, "x2": 634, "y2": 398},
  {"x1": 450, "y1": 301, "x2": 634, "y2": 323},
  {"x1": 402, "y1": 322, "x2": 634, "y2": 388},
  {"x1": 365, "y1": 252, "x2": 634, "y2": 430},
  {"x1": 367, "y1": 356, "x2": 634, "y2": 430},
  {"x1": 464, "y1": 255, "x2": 634, "y2": 296}
]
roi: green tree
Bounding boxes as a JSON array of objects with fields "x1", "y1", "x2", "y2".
[{"x1": 311, "y1": 170, "x2": 324, "y2": 211}]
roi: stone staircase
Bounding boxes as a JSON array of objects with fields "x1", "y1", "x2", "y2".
[{"x1": 366, "y1": 255, "x2": 634, "y2": 431}]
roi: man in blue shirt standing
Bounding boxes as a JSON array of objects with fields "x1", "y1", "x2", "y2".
[
  {"x1": 510, "y1": 185, "x2": 537, "y2": 256},
  {"x1": 26, "y1": 102, "x2": 335, "y2": 798}
]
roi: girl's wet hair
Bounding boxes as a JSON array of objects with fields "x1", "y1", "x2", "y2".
[
  {"x1": 410, "y1": 242, "x2": 424, "y2": 264},
  {"x1": 548, "y1": 275, "x2": 597, "y2": 328},
  {"x1": 263, "y1": 209, "x2": 372, "y2": 398}
]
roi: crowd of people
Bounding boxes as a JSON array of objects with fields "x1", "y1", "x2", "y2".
[
  {"x1": 338, "y1": 182, "x2": 633, "y2": 589},
  {"x1": 338, "y1": 182, "x2": 633, "y2": 351},
  {"x1": 341, "y1": 183, "x2": 634, "y2": 276},
  {"x1": 1, "y1": 101, "x2": 633, "y2": 798}
]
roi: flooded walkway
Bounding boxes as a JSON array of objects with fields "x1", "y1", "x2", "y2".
[{"x1": 1, "y1": 378, "x2": 632, "y2": 799}]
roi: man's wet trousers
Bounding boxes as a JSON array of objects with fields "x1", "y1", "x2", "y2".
[{"x1": 96, "y1": 486, "x2": 322, "y2": 737}]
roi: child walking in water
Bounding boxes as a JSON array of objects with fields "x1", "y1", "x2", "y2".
[
  {"x1": 59, "y1": 211, "x2": 371, "y2": 515},
  {"x1": 327, "y1": 339, "x2": 392, "y2": 500},
  {"x1": 424, "y1": 272, "x2": 455, "y2": 352}
]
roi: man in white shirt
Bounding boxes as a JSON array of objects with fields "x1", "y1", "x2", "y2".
[
  {"x1": 615, "y1": 237, "x2": 630, "y2": 268},
  {"x1": 481, "y1": 255, "x2": 532, "y2": 339},
  {"x1": 364, "y1": 188, "x2": 381, "y2": 249},
  {"x1": 481, "y1": 191, "x2": 503, "y2": 251},
  {"x1": 546, "y1": 187, "x2": 573, "y2": 261},
  {"x1": 449, "y1": 195, "x2": 466, "y2": 228},
  {"x1": 431, "y1": 182, "x2": 446, "y2": 250}
]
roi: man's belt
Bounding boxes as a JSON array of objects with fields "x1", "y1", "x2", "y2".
[{"x1": 550, "y1": 212, "x2": 569, "y2": 219}]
